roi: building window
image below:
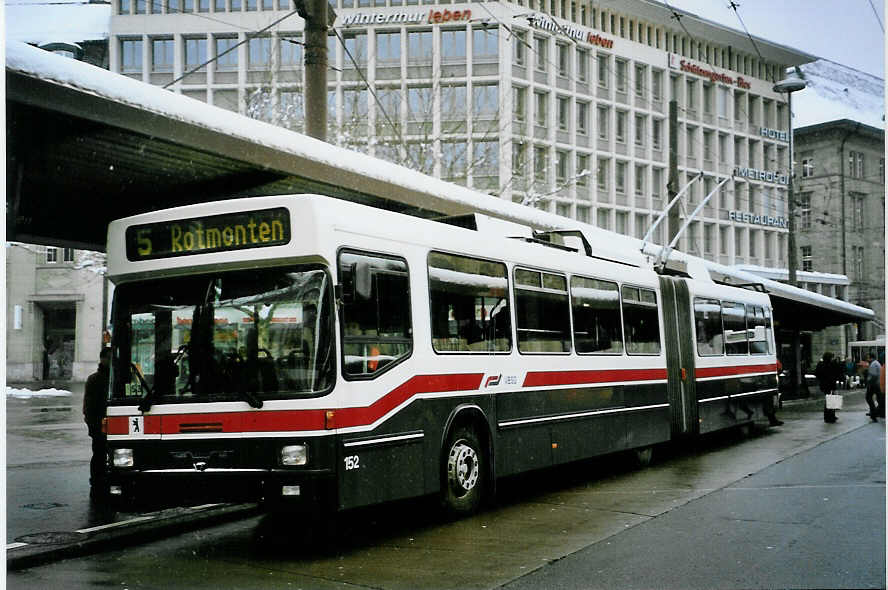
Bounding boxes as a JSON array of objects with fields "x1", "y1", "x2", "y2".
[
  {"x1": 512, "y1": 142, "x2": 526, "y2": 175},
  {"x1": 801, "y1": 245, "x2": 813, "y2": 272},
  {"x1": 577, "y1": 48, "x2": 587, "y2": 82},
  {"x1": 513, "y1": 30, "x2": 526, "y2": 66},
  {"x1": 651, "y1": 168, "x2": 663, "y2": 199},
  {"x1": 652, "y1": 119, "x2": 662, "y2": 150},
  {"x1": 473, "y1": 27, "x2": 498, "y2": 62},
  {"x1": 534, "y1": 36, "x2": 547, "y2": 71},
  {"x1": 801, "y1": 156, "x2": 815, "y2": 178},
  {"x1": 634, "y1": 63, "x2": 645, "y2": 97},
  {"x1": 849, "y1": 151, "x2": 865, "y2": 178},
  {"x1": 557, "y1": 43, "x2": 569, "y2": 77},
  {"x1": 597, "y1": 208, "x2": 610, "y2": 230},
  {"x1": 184, "y1": 37, "x2": 208, "y2": 71},
  {"x1": 121, "y1": 38, "x2": 143, "y2": 73},
  {"x1": 597, "y1": 158, "x2": 609, "y2": 191},
  {"x1": 634, "y1": 164, "x2": 645, "y2": 196},
  {"x1": 557, "y1": 96, "x2": 569, "y2": 130},
  {"x1": 615, "y1": 161, "x2": 626, "y2": 194},
  {"x1": 513, "y1": 86, "x2": 526, "y2": 121},
  {"x1": 615, "y1": 110, "x2": 626, "y2": 143},
  {"x1": 799, "y1": 192, "x2": 811, "y2": 230},
  {"x1": 472, "y1": 140, "x2": 499, "y2": 178},
  {"x1": 851, "y1": 193, "x2": 866, "y2": 230},
  {"x1": 576, "y1": 153, "x2": 590, "y2": 185},
  {"x1": 63, "y1": 248, "x2": 75, "y2": 263},
  {"x1": 279, "y1": 36, "x2": 301, "y2": 68},
  {"x1": 535, "y1": 91, "x2": 547, "y2": 127},
  {"x1": 853, "y1": 246, "x2": 865, "y2": 279},
  {"x1": 615, "y1": 59, "x2": 627, "y2": 93},
  {"x1": 45, "y1": 247, "x2": 58, "y2": 263},
  {"x1": 634, "y1": 114, "x2": 645, "y2": 147},
  {"x1": 651, "y1": 69, "x2": 662, "y2": 101},
  {"x1": 408, "y1": 30, "x2": 433, "y2": 63},
  {"x1": 556, "y1": 150, "x2": 568, "y2": 183},
  {"x1": 577, "y1": 101, "x2": 588, "y2": 135},
  {"x1": 473, "y1": 84, "x2": 498, "y2": 119},
  {"x1": 597, "y1": 105, "x2": 609, "y2": 139},
  {"x1": 120, "y1": 0, "x2": 131, "y2": 14},
  {"x1": 534, "y1": 145, "x2": 548, "y2": 182},
  {"x1": 215, "y1": 36, "x2": 239, "y2": 70},
  {"x1": 441, "y1": 29, "x2": 467, "y2": 63},
  {"x1": 597, "y1": 54, "x2": 608, "y2": 87},
  {"x1": 376, "y1": 31, "x2": 401, "y2": 64},
  {"x1": 344, "y1": 32, "x2": 368, "y2": 65},
  {"x1": 248, "y1": 36, "x2": 271, "y2": 69}
]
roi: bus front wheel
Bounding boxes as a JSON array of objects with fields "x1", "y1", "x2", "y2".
[{"x1": 441, "y1": 425, "x2": 485, "y2": 516}]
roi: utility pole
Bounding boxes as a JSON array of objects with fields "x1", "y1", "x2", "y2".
[
  {"x1": 774, "y1": 71, "x2": 807, "y2": 397},
  {"x1": 667, "y1": 100, "x2": 680, "y2": 246},
  {"x1": 297, "y1": 0, "x2": 335, "y2": 142}
]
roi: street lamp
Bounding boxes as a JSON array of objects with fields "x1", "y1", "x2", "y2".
[
  {"x1": 773, "y1": 70, "x2": 807, "y2": 285},
  {"x1": 773, "y1": 69, "x2": 807, "y2": 397}
]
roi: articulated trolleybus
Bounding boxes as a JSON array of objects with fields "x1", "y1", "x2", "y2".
[{"x1": 104, "y1": 194, "x2": 778, "y2": 515}]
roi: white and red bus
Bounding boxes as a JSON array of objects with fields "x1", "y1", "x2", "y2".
[{"x1": 103, "y1": 194, "x2": 778, "y2": 515}]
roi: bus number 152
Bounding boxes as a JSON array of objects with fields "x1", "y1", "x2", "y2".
[{"x1": 344, "y1": 455, "x2": 360, "y2": 470}]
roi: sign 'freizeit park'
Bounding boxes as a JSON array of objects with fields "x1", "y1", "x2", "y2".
[{"x1": 126, "y1": 208, "x2": 291, "y2": 261}]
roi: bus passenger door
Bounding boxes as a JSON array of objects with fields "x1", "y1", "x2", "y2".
[{"x1": 659, "y1": 276, "x2": 698, "y2": 438}]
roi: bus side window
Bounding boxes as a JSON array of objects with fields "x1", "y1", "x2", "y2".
[
  {"x1": 748, "y1": 305, "x2": 769, "y2": 355},
  {"x1": 694, "y1": 297, "x2": 724, "y2": 356},
  {"x1": 515, "y1": 268, "x2": 571, "y2": 354},
  {"x1": 722, "y1": 301, "x2": 748, "y2": 355},
  {"x1": 570, "y1": 275, "x2": 622, "y2": 354},
  {"x1": 338, "y1": 250, "x2": 412, "y2": 378},
  {"x1": 428, "y1": 251, "x2": 510, "y2": 353},
  {"x1": 622, "y1": 286, "x2": 661, "y2": 355}
]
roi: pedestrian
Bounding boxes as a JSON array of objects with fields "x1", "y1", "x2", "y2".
[
  {"x1": 865, "y1": 353, "x2": 884, "y2": 422},
  {"x1": 815, "y1": 352, "x2": 842, "y2": 423},
  {"x1": 83, "y1": 347, "x2": 111, "y2": 497}
]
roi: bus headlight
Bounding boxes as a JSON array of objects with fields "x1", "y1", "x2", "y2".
[
  {"x1": 113, "y1": 448, "x2": 134, "y2": 468},
  {"x1": 280, "y1": 444, "x2": 308, "y2": 466}
]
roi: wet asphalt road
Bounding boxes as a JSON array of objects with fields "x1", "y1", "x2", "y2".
[
  {"x1": 6, "y1": 387, "x2": 886, "y2": 589},
  {"x1": 503, "y1": 422, "x2": 886, "y2": 590}
]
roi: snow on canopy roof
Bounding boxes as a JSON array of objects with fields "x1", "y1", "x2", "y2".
[
  {"x1": 5, "y1": 42, "x2": 874, "y2": 323},
  {"x1": 794, "y1": 60, "x2": 884, "y2": 129},
  {"x1": 6, "y1": 40, "x2": 647, "y2": 265},
  {"x1": 6, "y1": 3, "x2": 110, "y2": 45}
]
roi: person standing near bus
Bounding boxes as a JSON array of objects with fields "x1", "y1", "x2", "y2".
[
  {"x1": 865, "y1": 353, "x2": 883, "y2": 421},
  {"x1": 83, "y1": 347, "x2": 111, "y2": 497}
]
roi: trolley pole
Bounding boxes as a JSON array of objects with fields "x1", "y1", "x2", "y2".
[
  {"x1": 667, "y1": 100, "x2": 680, "y2": 246},
  {"x1": 297, "y1": 0, "x2": 335, "y2": 142}
]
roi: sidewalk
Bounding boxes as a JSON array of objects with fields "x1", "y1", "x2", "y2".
[
  {"x1": 5, "y1": 380, "x2": 257, "y2": 570},
  {"x1": 4, "y1": 385, "x2": 876, "y2": 571}
]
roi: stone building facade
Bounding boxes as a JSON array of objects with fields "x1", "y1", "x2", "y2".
[
  {"x1": 6, "y1": 243, "x2": 108, "y2": 382},
  {"x1": 794, "y1": 119, "x2": 885, "y2": 359}
]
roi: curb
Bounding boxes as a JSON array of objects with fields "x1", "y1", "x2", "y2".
[{"x1": 6, "y1": 502, "x2": 260, "y2": 571}]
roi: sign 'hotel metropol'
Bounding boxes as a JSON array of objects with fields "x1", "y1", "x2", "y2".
[{"x1": 110, "y1": 0, "x2": 812, "y2": 269}]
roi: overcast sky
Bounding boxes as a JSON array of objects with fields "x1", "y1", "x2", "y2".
[{"x1": 660, "y1": 0, "x2": 885, "y2": 78}]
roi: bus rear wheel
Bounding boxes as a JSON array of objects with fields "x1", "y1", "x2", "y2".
[{"x1": 442, "y1": 425, "x2": 485, "y2": 516}]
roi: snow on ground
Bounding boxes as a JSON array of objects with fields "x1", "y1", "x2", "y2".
[{"x1": 6, "y1": 387, "x2": 73, "y2": 398}]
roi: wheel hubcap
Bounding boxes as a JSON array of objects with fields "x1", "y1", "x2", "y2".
[{"x1": 447, "y1": 440, "x2": 479, "y2": 496}]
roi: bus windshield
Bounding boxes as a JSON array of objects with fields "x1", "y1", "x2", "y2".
[{"x1": 110, "y1": 266, "x2": 335, "y2": 406}]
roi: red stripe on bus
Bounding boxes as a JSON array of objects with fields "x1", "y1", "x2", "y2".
[
  {"x1": 107, "y1": 372, "x2": 484, "y2": 435},
  {"x1": 523, "y1": 368, "x2": 668, "y2": 388},
  {"x1": 695, "y1": 363, "x2": 778, "y2": 379}
]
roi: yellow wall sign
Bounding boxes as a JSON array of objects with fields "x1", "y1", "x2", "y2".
[{"x1": 126, "y1": 208, "x2": 291, "y2": 260}]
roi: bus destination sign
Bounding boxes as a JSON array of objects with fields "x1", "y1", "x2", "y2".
[{"x1": 126, "y1": 207, "x2": 291, "y2": 261}]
